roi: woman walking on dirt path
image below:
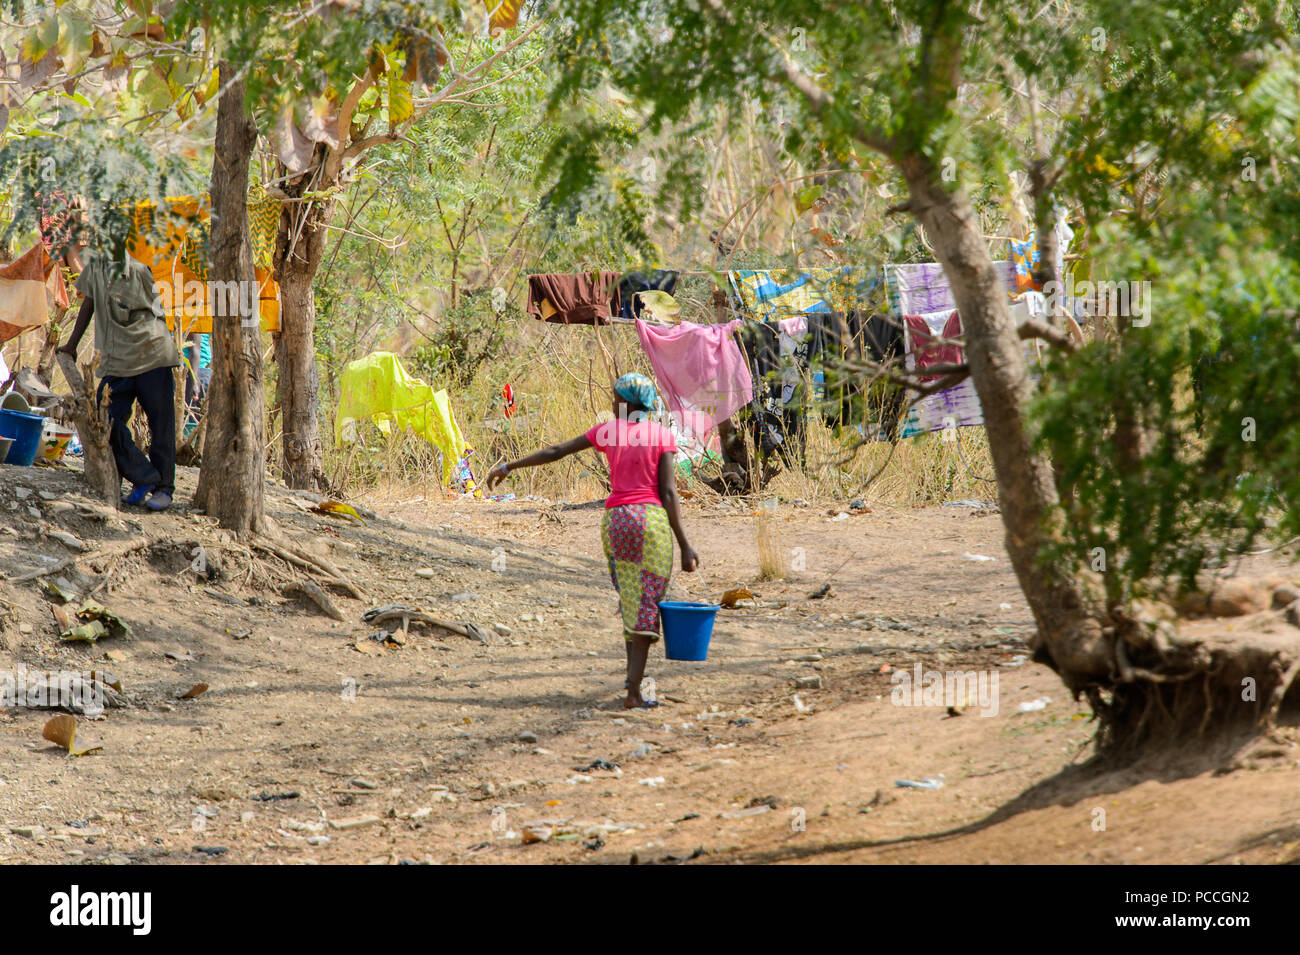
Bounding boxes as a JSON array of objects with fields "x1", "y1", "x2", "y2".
[{"x1": 485, "y1": 373, "x2": 700, "y2": 709}]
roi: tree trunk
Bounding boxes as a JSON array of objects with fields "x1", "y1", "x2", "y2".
[
  {"x1": 272, "y1": 151, "x2": 334, "y2": 491},
  {"x1": 897, "y1": 152, "x2": 1110, "y2": 688},
  {"x1": 55, "y1": 352, "x2": 118, "y2": 504},
  {"x1": 195, "y1": 61, "x2": 266, "y2": 536},
  {"x1": 37, "y1": 307, "x2": 69, "y2": 385},
  {"x1": 897, "y1": 151, "x2": 1300, "y2": 757}
]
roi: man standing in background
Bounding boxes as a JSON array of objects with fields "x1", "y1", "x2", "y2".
[{"x1": 56, "y1": 238, "x2": 179, "y2": 512}]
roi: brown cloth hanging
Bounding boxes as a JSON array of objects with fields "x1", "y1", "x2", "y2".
[{"x1": 526, "y1": 271, "x2": 621, "y2": 325}]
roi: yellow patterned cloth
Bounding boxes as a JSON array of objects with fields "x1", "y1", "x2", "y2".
[
  {"x1": 727, "y1": 267, "x2": 870, "y2": 321},
  {"x1": 126, "y1": 191, "x2": 282, "y2": 334},
  {"x1": 334, "y1": 351, "x2": 468, "y2": 486}
]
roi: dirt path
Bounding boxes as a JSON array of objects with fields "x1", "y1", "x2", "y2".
[{"x1": 1, "y1": 461, "x2": 1297, "y2": 864}]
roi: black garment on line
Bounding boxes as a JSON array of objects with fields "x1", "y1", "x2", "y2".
[
  {"x1": 616, "y1": 270, "x2": 679, "y2": 320},
  {"x1": 738, "y1": 319, "x2": 809, "y2": 468},
  {"x1": 817, "y1": 309, "x2": 905, "y2": 439},
  {"x1": 98, "y1": 366, "x2": 177, "y2": 495}
]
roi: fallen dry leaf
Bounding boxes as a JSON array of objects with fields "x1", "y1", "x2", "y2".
[
  {"x1": 720, "y1": 587, "x2": 755, "y2": 609},
  {"x1": 42, "y1": 714, "x2": 102, "y2": 756},
  {"x1": 312, "y1": 500, "x2": 365, "y2": 524},
  {"x1": 178, "y1": 683, "x2": 210, "y2": 700}
]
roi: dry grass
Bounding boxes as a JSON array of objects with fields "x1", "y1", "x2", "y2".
[{"x1": 754, "y1": 498, "x2": 786, "y2": 580}]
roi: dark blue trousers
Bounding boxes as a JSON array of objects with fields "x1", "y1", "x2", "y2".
[{"x1": 98, "y1": 366, "x2": 176, "y2": 496}]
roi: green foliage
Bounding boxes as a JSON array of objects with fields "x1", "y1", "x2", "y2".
[
  {"x1": 541, "y1": 0, "x2": 1300, "y2": 598},
  {"x1": 0, "y1": 114, "x2": 197, "y2": 261},
  {"x1": 410, "y1": 294, "x2": 514, "y2": 388}
]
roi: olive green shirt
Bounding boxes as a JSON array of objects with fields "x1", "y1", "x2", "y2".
[{"x1": 75, "y1": 256, "x2": 179, "y2": 379}]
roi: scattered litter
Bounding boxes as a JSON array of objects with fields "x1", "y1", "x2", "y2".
[
  {"x1": 792, "y1": 694, "x2": 813, "y2": 713},
  {"x1": 962, "y1": 552, "x2": 995, "y2": 562},
  {"x1": 828, "y1": 512, "x2": 850, "y2": 522},
  {"x1": 1002, "y1": 654, "x2": 1028, "y2": 668},
  {"x1": 38, "y1": 578, "x2": 80, "y2": 604},
  {"x1": 521, "y1": 825, "x2": 553, "y2": 844},
  {"x1": 573, "y1": 759, "x2": 620, "y2": 773},
  {"x1": 894, "y1": 776, "x2": 945, "y2": 790},
  {"x1": 638, "y1": 777, "x2": 666, "y2": 787},
  {"x1": 719, "y1": 805, "x2": 771, "y2": 819},
  {"x1": 999, "y1": 602, "x2": 1012, "y2": 610},
  {"x1": 692, "y1": 758, "x2": 735, "y2": 772},
  {"x1": 1017, "y1": 696, "x2": 1052, "y2": 713},
  {"x1": 328, "y1": 815, "x2": 382, "y2": 831},
  {"x1": 58, "y1": 600, "x2": 133, "y2": 644}
]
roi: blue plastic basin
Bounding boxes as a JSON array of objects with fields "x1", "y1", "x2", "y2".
[{"x1": 0, "y1": 408, "x2": 46, "y2": 467}]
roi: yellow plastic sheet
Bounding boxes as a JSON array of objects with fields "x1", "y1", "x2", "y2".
[{"x1": 335, "y1": 352, "x2": 467, "y2": 486}]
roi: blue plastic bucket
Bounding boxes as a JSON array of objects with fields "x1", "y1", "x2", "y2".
[
  {"x1": 0, "y1": 408, "x2": 46, "y2": 467},
  {"x1": 659, "y1": 601, "x2": 720, "y2": 661}
]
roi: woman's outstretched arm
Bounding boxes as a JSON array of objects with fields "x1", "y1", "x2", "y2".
[{"x1": 485, "y1": 434, "x2": 593, "y2": 489}]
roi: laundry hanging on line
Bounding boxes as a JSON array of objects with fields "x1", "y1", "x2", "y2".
[
  {"x1": 1009, "y1": 213, "x2": 1075, "y2": 292},
  {"x1": 903, "y1": 310, "x2": 965, "y2": 381},
  {"x1": 727, "y1": 267, "x2": 873, "y2": 321},
  {"x1": 617, "y1": 270, "x2": 678, "y2": 320},
  {"x1": 123, "y1": 191, "x2": 283, "y2": 335},
  {"x1": 634, "y1": 318, "x2": 752, "y2": 440},
  {"x1": 817, "y1": 309, "x2": 906, "y2": 438},
  {"x1": 883, "y1": 260, "x2": 1041, "y2": 439},
  {"x1": 334, "y1": 351, "x2": 470, "y2": 487},
  {"x1": 526, "y1": 271, "x2": 622, "y2": 325},
  {"x1": 0, "y1": 243, "x2": 66, "y2": 344}
]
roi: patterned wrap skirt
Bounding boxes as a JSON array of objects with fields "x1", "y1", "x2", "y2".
[{"x1": 600, "y1": 503, "x2": 674, "y2": 641}]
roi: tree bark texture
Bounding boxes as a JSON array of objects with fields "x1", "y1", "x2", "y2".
[
  {"x1": 272, "y1": 148, "x2": 335, "y2": 491},
  {"x1": 55, "y1": 352, "x2": 118, "y2": 504},
  {"x1": 195, "y1": 61, "x2": 266, "y2": 536},
  {"x1": 897, "y1": 152, "x2": 1111, "y2": 688}
]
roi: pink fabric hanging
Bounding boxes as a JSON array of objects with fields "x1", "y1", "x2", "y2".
[{"x1": 634, "y1": 318, "x2": 753, "y2": 438}]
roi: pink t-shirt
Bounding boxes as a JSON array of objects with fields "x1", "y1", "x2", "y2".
[{"x1": 585, "y1": 419, "x2": 678, "y2": 509}]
